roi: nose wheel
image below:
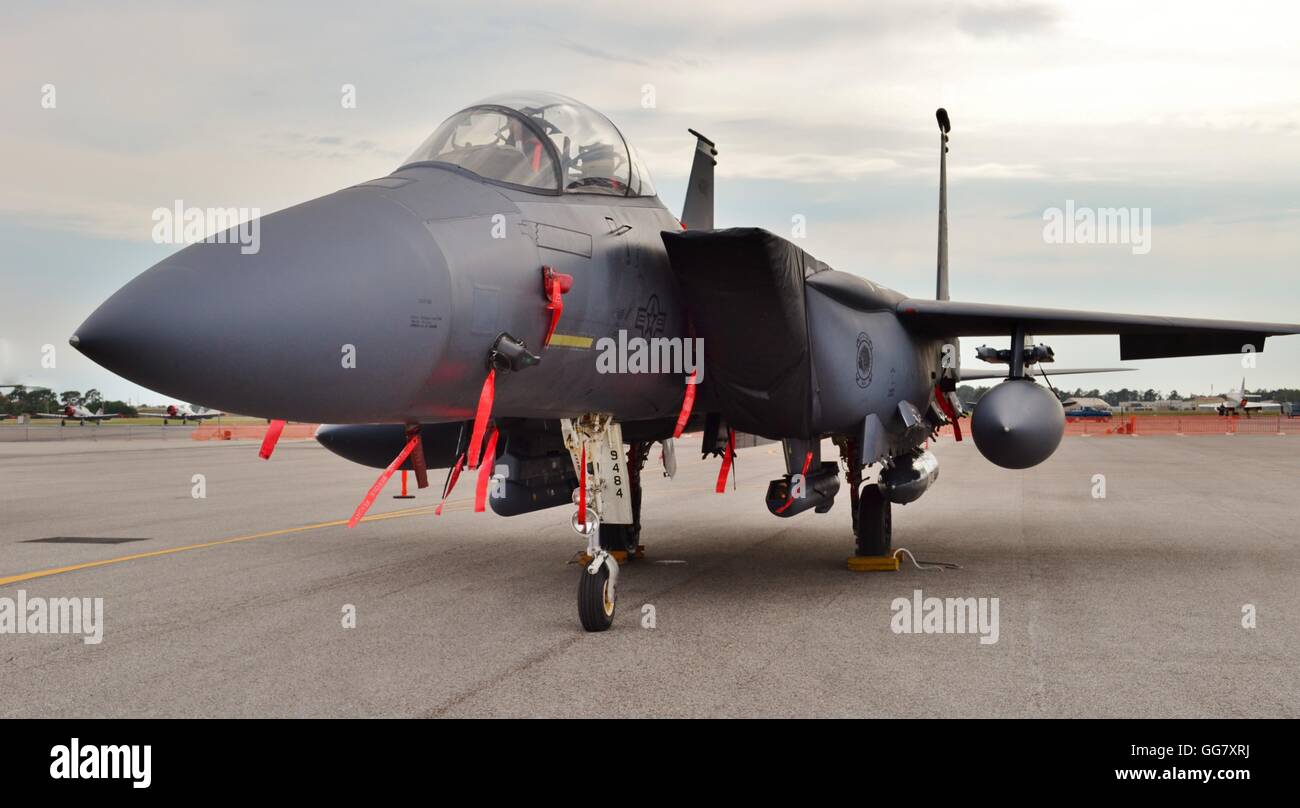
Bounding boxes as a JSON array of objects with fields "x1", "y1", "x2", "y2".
[{"x1": 577, "y1": 551, "x2": 617, "y2": 632}]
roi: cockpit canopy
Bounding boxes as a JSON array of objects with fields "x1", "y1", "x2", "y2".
[{"x1": 403, "y1": 92, "x2": 656, "y2": 197}]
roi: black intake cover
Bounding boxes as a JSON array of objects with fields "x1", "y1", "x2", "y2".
[{"x1": 662, "y1": 228, "x2": 828, "y2": 438}]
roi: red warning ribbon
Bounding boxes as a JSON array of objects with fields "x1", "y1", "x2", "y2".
[
  {"x1": 673, "y1": 370, "x2": 698, "y2": 439},
  {"x1": 258, "y1": 419, "x2": 286, "y2": 459},
  {"x1": 348, "y1": 434, "x2": 421, "y2": 528},
  {"x1": 473, "y1": 427, "x2": 500, "y2": 513},
  {"x1": 405, "y1": 424, "x2": 429, "y2": 488},
  {"x1": 774, "y1": 450, "x2": 814, "y2": 514},
  {"x1": 933, "y1": 384, "x2": 963, "y2": 442},
  {"x1": 467, "y1": 369, "x2": 496, "y2": 469},
  {"x1": 578, "y1": 443, "x2": 587, "y2": 528},
  {"x1": 435, "y1": 453, "x2": 466, "y2": 516},
  {"x1": 715, "y1": 427, "x2": 736, "y2": 493},
  {"x1": 542, "y1": 267, "x2": 573, "y2": 348}
]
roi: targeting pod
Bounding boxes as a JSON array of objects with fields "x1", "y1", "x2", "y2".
[
  {"x1": 765, "y1": 461, "x2": 841, "y2": 517},
  {"x1": 878, "y1": 450, "x2": 939, "y2": 505}
]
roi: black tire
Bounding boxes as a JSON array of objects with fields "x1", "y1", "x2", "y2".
[
  {"x1": 578, "y1": 562, "x2": 615, "y2": 632},
  {"x1": 855, "y1": 484, "x2": 892, "y2": 556}
]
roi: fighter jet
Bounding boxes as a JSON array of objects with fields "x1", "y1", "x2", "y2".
[
  {"x1": 71, "y1": 94, "x2": 1300, "y2": 630},
  {"x1": 34, "y1": 404, "x2": 119, "y2": 425},
  {"x1": 1198, "y1": 378, "x2": 1281, "y2": 416},
  {"x1": 159, "y1": 403, "x2": 225, "y2": 424}
]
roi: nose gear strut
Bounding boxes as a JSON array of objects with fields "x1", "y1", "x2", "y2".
[{"x1": 562, "y1": 414, "x2": 638, "y2": 632}]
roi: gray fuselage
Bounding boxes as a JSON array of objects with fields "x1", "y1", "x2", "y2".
[{"x1": 73, "y1": 163, "x2": 949, "y2": 454}]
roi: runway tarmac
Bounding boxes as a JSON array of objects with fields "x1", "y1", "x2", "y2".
[
  {"x1": 0, "y1": 423, "x2": 223, "y2": 442},
  {"x1": 1, "y1": 433, "x2": 1296, "y2": 717}
]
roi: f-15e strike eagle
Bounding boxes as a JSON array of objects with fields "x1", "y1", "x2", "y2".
[{"x1": 72, "y1": 93, "x2": 1300, "y2": 630}]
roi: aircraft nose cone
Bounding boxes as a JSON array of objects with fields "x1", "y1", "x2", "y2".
[{"x1": 73, "y1": 188, "x2": 451, "y2": 422}]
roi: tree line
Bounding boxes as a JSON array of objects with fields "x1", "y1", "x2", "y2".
[{"x1": 2, "y1": 386, "x2": 139, "y2": 417}]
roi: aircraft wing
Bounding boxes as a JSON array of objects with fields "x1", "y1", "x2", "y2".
[
  {"x1": 958, "y1": 366, "x2": 1135, "y2": 381},
  {"x1": 896, "y1": 299, "x2": 1300, "y2": 360},
  {"x1": 32, "y1": 412, "x2": 65, "y2": 418},
  {"x1": 84, "y1": 413, "x2": 118, "y2": 420}
]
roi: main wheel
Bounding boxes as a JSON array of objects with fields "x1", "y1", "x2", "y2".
[
  {"x1": 855, "y1": 484, "x2": 892, "y2": 556},
  {"x1": 577, "y1": 562, "x2": 615, "y2": 632}
]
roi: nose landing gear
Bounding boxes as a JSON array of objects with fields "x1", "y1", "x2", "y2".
[{"x1": 562, "y1": 414, "x2": 639, "y2": 632}]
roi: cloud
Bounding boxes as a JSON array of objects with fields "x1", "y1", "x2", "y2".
[
  {"x1": 561, "y1": 41, "x2": 652, "y2": 68},
  {"x1": 955, "y1": 162, "x2": 1047, "y2": 180},
  {"x1": 956, "y1": 2, "x2": 1061, "y2": 38}
]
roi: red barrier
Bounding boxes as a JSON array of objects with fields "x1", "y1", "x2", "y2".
[
  {"x1": 1104, "y1": 415, "x2": 1287, "y2": 435},
  {"x1": 935, "y1": 415, "x2": 1289, "y2": 439},
  {"x1": 191, "y1": 423, "x2": 319, "y2": 441}
]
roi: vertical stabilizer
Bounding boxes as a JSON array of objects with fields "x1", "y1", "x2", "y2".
[{"x1": 681, "y1": 129, "x2": 717, "y2": 230}]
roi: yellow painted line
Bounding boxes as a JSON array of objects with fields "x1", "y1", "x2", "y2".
[
  {"x1": 0, "y1": 499, "x2": 472, "y2": 588},
  {"x1": 547, "y1": 333, "x2": 594, "y2": 349}
]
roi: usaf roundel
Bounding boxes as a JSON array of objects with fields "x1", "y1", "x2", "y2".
[{"x1": 856, "y1": 332, "x2": 873, "y2": 389}]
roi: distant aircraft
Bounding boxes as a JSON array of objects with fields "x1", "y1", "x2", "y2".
[
  {"x1": 33, "y1": 405, "x2": 119, "y2": 425},
  {"x1": 161, "y1": 404, "x2": 224, "y2": 423},
  {"x1": 1198, "y1": 378, "x2": 1282, "y2": 416}
]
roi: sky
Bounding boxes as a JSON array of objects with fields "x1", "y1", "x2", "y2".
[{"x1": 2, "y1": 0, "x2": 1298, "y2": 404}]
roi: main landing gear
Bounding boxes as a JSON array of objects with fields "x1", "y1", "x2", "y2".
[
  {"x1": 854, "y1": 484, "x2": 892, "y2": 557},
  {"x1": 562, "y1": 414, "x2": 645, "y2": 632},
  {"x1": 837, "y1": 435, "x2": 892, "y2": 560}
]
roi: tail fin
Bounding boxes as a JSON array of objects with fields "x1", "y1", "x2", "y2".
[
  {"x1": 681, "y1": 129, "x2": 717, "y2": 230},
  {"x1": 935, "y1": 108, "x2": 951, "y2": 301}
]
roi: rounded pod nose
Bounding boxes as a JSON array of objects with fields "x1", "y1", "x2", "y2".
[
  {"x1": 970, "y1": 378, "x2": 1066, "y2": 469},
  {"x1": 72, "y1": 187, "x2": 450, "y2": 423}
]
